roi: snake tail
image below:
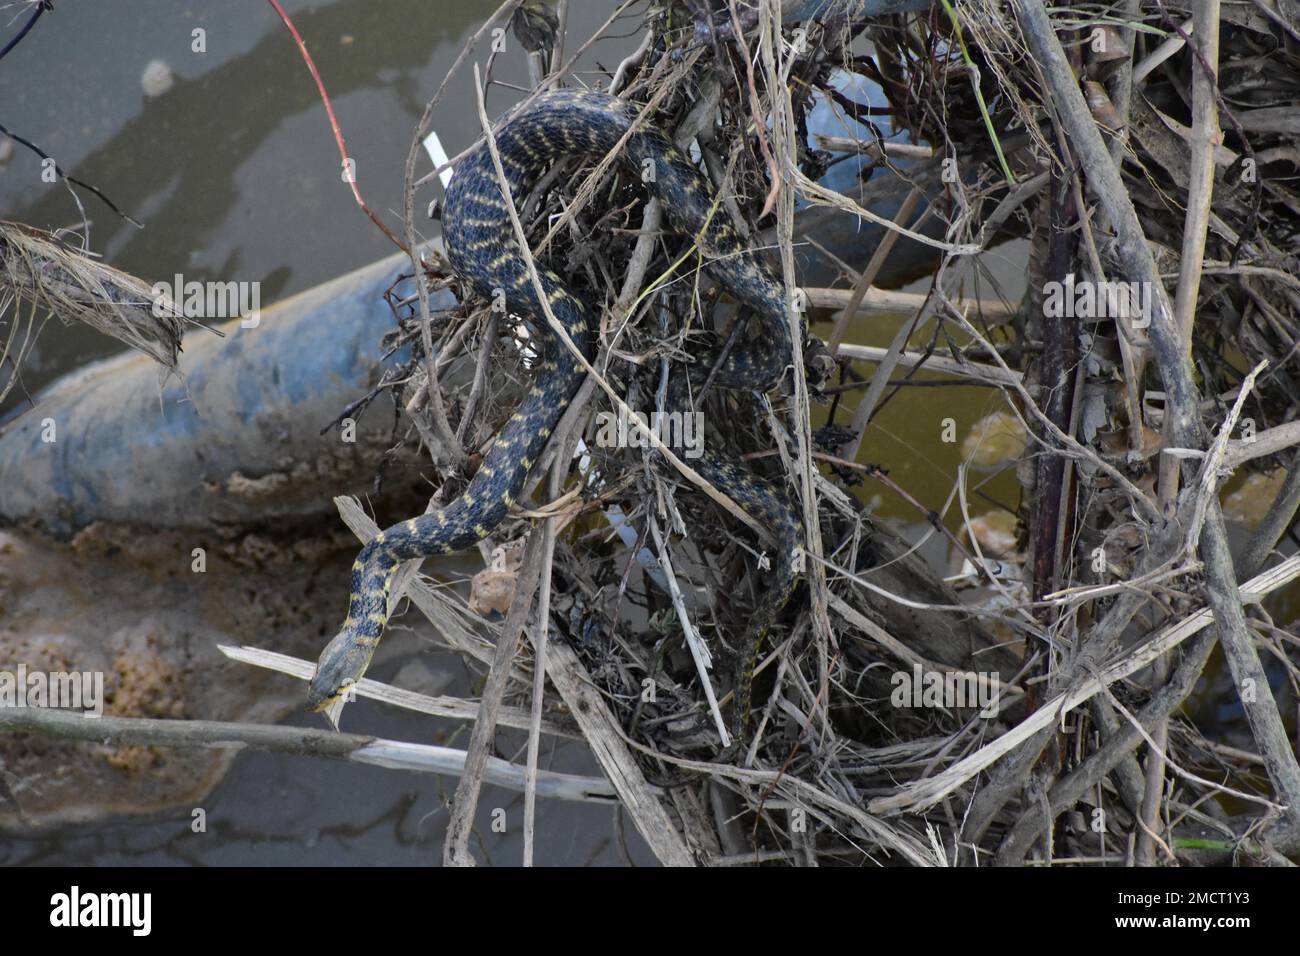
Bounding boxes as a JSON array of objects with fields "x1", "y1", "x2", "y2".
[{"x1": 309, "y1": 90, "x2": 803, "y2": 733}]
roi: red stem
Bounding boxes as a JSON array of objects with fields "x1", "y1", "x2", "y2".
[{"x1": 265, "y1": 0, "x2": 407, "y2": 252}]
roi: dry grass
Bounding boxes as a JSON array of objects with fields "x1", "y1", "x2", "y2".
[
  {"x1": 368, "y1": 0, "x2": 1300, "y2": 866},
  {"x1": 0, "y1": 220, "x2": 185, "y2": 404},
  {"x1": 13, "y1": 0, "x2": 1296, "y2": 867}
]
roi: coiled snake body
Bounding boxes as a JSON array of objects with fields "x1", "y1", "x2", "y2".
[{"x1": 309, "y1": 89, "x2": 803, "y2": 738}]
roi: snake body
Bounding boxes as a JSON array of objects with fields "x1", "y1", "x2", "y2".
[{"x1": 308, "y1": 89, "x2": 802, "y2": 738}]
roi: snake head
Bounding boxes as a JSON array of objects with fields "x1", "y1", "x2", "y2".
[{"x1": 307, "y1": 627, "x2": 377, "y2": 725}]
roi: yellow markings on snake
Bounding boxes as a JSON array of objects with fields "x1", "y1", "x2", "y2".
[{"x1": 310, "y1": 88, "x2": 803, "y2": 742}]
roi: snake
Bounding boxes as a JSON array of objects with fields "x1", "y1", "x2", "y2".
[{"x1": 308, "y1": 88, "x2": 804, "y2": 740}]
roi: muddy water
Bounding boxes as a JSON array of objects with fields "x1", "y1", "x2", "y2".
[{"x1": 823, "y1": 251, "x2": 1030, "y2": 536}]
